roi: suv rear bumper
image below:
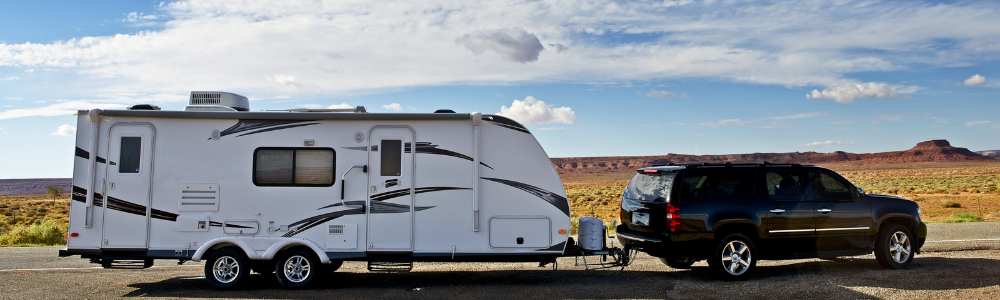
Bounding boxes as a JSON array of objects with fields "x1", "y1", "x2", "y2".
[{"x1": 615, "y1": 224, "x2": 708, "y2": 258}]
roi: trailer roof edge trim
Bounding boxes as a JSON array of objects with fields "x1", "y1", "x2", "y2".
[{"x1": 91, "y1": 110, "x2": 473, "y2": 121}]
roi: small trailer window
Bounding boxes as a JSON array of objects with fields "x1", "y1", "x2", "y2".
[
  {"x1": 119, "y1": 137, "x2": 142, "y2": 173},
  {"x1": 253, "y1": 148, "x2": 335, "y2": 186},
  {"x1": 380, "y1": 139, "x2": 403, "y2": 176}
]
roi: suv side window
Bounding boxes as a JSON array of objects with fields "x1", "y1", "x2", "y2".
[
  {"x1": 766, "y1": 171, "x2": 804, "y2": 201},
  {"x1": 808, "y1": 170, "x2": 853, "y2": 201},
  {"x1": 680, "y1": 170, "x2": 756, "y2": 202}
]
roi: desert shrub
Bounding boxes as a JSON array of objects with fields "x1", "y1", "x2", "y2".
[
  {"x1": 941, "y1": 200, "x2": 962, "y2": 208},
  {"x1": 0, "y1": 220, "x2": 68, "y2": 246},
  {"x1": 942, "y1": 212, "x2": 982, "y2": 223}
]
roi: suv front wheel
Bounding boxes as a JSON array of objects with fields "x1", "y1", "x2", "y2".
[
  {"x1": 875, "y1": 223, "x2": 914, "y2": 269},
  {"x1": 708, "y1": 233, "x2": 757, "y2": 280}
]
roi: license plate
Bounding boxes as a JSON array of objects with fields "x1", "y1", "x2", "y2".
[{"x1": 633, "y1": 212, "x2": 650, "y2": 226}]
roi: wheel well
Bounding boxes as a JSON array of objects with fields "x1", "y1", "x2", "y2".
[
  {"x1": 203, "y1": 243, "x2": 245, "y2": 261},
  {"x1": 714, "y1": 223, "x2": 760, "y2": 241},
  {"x1": 879, "y1": 217, "x2": 917, "y2": 236},
  {"x1": 273, "y1": 244, "x2": 318, "y2": 261}
]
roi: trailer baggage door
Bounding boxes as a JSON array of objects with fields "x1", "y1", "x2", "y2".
[
  {"x1": 367, "y1": 127, "x2": 415, "y2": 251},
  {"x1": 102, "y1": 124, "x2": 154, "y2": 249}
]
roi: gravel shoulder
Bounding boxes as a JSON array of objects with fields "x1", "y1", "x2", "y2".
[{"x1": 0, "y1": 222, "x2": 997, "y2": 299}]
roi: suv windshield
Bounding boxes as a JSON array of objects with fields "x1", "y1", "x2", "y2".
[{"x1": 623, "y1": 172, "x2": 676, "y2": 202}]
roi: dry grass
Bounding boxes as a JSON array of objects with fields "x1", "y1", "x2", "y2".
[{"x1": 0, "y1": 196, "x2": 70, "y2": 246}]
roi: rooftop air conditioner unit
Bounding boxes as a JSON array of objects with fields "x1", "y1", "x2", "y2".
[{"x1": 184, "y1": 91, "x2": 249, "y2": 112}]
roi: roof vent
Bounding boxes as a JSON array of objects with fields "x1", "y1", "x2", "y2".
[
  {"x1": 128, "y1": 104, "x2": 161, "y2": 110},
  {"x1": 434, "y1": 109, "x2": 456, "y2": 113},
  {"x1": 184, "y1": 91, "x2": 249, "y2": 112}
]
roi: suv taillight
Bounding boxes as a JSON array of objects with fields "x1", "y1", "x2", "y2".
[{"x1": 666, "y1": 202, "x2": 681, "y2": 232}]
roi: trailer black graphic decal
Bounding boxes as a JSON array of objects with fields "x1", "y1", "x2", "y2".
[
  {"x1": 316, "y1": 186, "x2": 470, "y2": 210},
  {"x1": 70, "y1": 186, "x2": 251, "y2": 228},
  {"x1": 481, "y1": 177, "x2": 571, "y2": 216},
  {"x1": 75, "y1": 147, "x2": 89, "y2": 160},
  {"x1": 217, "y1": 119, "x2": 320, "y2": 139},
  {"x1": 536, "y1": 241, "x2": 566, "y2": 252},
  {"x1": 343, "y1": 142, "x2": 494, "y2": 169},
  {"x1": 483, "y1": 115, "x2": 530, "y2": 134}
]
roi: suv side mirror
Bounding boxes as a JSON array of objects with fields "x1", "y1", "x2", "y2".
[{"x1": 854, "y1": 187, "x2": 865, "y2": 199}]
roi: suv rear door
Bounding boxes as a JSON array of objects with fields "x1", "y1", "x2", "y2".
[{"x1": 762, "y1": 169, "x2": 816, "y2": 255}]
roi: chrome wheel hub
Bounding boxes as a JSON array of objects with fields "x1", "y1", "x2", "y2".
[
  {"x1": 212, "y1": 256, "x2": 239, "y2": 283},
  {"x1": 283, "y1": 255, "x2": 312, "y2": 283},
  {"x1": 889, "y1": 231, "x2": 911, "y2": 264},
  {"x1": 721, "y1": 240, "x2": 751, "y2": 276}
]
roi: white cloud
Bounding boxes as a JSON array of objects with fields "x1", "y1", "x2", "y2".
[
  {"x1": 328, "y1": 103, "x2": 353, "y2": 109},
  {"x1": 51, "y1": 124, "x2": 76, "y2": 136},
  {"x1": 796, "y1": 140, "x2": 856, "y2": 147},
  {"x1": 700, "y1": 112, "x2": 829, "y2": 127},
  {"x1": 382, "y1": 103, "x2": 402, "y2": 112},
  {"x1": 457, "y1": 28, "x2": 545, "y2": 63},
  {"x1": 966, "y1": 121, "x2": 992, "y2": 128},
  {"x1": 0, "y1": 101, "x2": 128, "y2": 120},
  {"x1": 700, "y1": 119, "x2": 747, "y2": 127},
  {"x1": 123, "y1": 12, "x2": 159, "y2": 22},
  {"x1": 646, "y1": 89, "x2": 675, "y2": 98},
  {"x1": 964, "y1": 74, "x2": 987, "y2": 86},
  {"x1": 498, "y1": 96, "x2": 577, "y2": 125},
  {"x1": 806, "y1": 82, "x2": 915, "y2": 104},
  {"x1": 770, "y1": 112, "x2": 830, "y2": 120},
  {"x1": 0, "y1": 127, "x2": 6, "y2": 134},
  {"x1": 0, "y1": 0, "x2": 998, "y2": 100},
  {"x1": 0, "y1": 76, "x2": 20, "y2": 81},
  {"x1": 406, "y1": 105, "x2": 415, "y2": 110},
  {"x1": 680, "y1": 92, "x2": 689, "y2": 99}
]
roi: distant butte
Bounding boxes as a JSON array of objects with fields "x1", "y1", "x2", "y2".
[{"x1": 550, "y1": 139, "x2": 994, "y2": 175}]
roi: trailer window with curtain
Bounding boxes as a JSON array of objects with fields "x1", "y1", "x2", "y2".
[{"x1": 253, "y1": 148, "x2": 335, "y2": 186}]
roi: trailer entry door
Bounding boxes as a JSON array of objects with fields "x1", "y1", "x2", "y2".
[
  {"x1": 102, "y1": 124, "x2": 155, "y2": 249},
  {"x1": 367, "y1": 127, "x2": 415, "y2": 251}
]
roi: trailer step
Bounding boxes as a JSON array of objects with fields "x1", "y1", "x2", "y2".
[
  {"x1": 367, "y1": 260, "x2": 413, "y2": 272},
  {"x1": 101, "y1": 259, "x2": 154, "y2": 269}
]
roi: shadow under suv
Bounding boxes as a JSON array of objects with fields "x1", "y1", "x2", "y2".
[{"x1": 615, "y1": 163, "x2": 927, "y2": 279}]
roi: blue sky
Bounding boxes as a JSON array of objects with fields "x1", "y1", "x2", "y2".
[{"x1": 1, "y1": 0, "x2": 999, "y2": 179}]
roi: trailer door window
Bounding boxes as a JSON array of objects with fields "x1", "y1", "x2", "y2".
[
  {"x1": 254, "y1": 148, "x2": 335, "y2": 186},
  {"x1": 119, "y1": 137, "x2": 142, "y2": 173},
  {"x1": 380, "y1": 139, "x2": 402, "y2": 176}
]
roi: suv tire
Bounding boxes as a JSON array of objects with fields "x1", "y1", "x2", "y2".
[
  {"x1": 875, "y1": 223, "x2": 914, "y2": 269},
  {"x1": 659, "y1": 257, "x2": 696, "y2": 269},
  {"x1": 708, "y1": 233, "x2": 757, "y2": 280}
]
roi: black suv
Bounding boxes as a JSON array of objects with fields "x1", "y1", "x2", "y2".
[{"x1": 615, "y1": 163, "x2": 927, "y2": 279}]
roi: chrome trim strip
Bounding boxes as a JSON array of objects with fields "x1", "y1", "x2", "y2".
[
  {"x1": 616, "y1": 232, "x2": 662, "y2": 243},
  {"x1": 769, "y1": 229, "x2": 814, "y2": 233},
  {"x1": 816, "y1": 226, "x2": 870, "y2": 232}
]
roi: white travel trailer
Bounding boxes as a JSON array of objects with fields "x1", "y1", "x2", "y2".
[{"x1": 60, "y1": 92, "x2": 574, "y2": 289}]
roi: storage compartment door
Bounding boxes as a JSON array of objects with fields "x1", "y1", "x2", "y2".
[{"x1": 489, "y1": 216, "x2": 550, "y2": 248}]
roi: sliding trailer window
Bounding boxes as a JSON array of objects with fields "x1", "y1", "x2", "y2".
[{"x1": 253, "y1": 147, "x2": 336, "y2": 187}]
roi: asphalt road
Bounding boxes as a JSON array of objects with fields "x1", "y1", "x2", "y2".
[{"x1": 1, "y1": 222, "x2": 998, "y2": 299}]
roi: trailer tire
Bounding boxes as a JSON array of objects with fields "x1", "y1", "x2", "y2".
[
  {"x1": 275, "y1": 249, "x2": 321, "y2": 289},
  {"x1": 204, "y1": 248, "x2": 250, "y2": 290}
]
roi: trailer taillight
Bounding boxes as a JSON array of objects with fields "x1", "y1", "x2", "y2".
[
  {"x1": 666, "y1": 203, "x2": 681, "y2": 232},
  {"x1": 70, "y1": 233, "x2": 79, "y2": 237}
]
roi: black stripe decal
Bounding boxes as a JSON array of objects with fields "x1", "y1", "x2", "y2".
[
  {"x1": 218, "y1": 119, "x2": 319, "y2": 139},
  {"x1": 96, "y1": 156, "x2": 106, "y2": 164},
  {"x1": 76, "y1": 147, "x2": 89, "y2": 159},
  {"x1": 481, "y1": 177, "x2": 570, "y2": 216},
  {"x1": 371, "y1": 186, "x2": 471, "y2": 202},
  {"x1": 484, "y1": 115, "x2": 530, "y2": 134},
  {"x1": 343, "y1": 143, "x2": 494, "y2": 170},
  {"x1": 72, "y1": 186, "x2": 87, "y2": 203},
  {"x1": 105, "y1": 196, "x2": 146, "y2": 216}
]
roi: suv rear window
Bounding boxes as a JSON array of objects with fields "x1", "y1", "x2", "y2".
[
  {"x1": 623, "y1": 172, "x2": 676, "y2": 202},
  {"x1": 679, "y1": 170, "x2": 757, "y2": 202}
]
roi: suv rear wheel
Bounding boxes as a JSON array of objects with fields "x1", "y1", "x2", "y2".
[
  {"x1": 708, "y1": 233, "x2": 757, "y2": 280},
  {"x1": 875, "y1": 223, "x2": 914, "y2": 269}
]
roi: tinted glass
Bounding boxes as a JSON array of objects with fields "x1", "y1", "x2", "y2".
[
  {"x1": 766, "y1": 171, "x2": 804, "y2": 201},
  {"x1": 255, "y1": 150, "x2": 294, "y2": 184},
  {"x1": 680, "y1": 170, "x2": 756, "y2": 202},
  {"x1": 119, "y1": 137, "x2": 141, "y2": 173},
  {"x1": 381, "y1": 139, "x2": 402, "y2": 176},
  {"x1": 623, "y1": 172, "x2": 676, "y2": 202},
  {"x1": 809, "y1": 171, "x2": 852, "y2": 201},
  {"x1": 295, "y1": 150, "x2": 334, "y2": 185}
]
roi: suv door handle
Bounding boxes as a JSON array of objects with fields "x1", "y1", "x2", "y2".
[
  {"x1": 769, "y1": 209, "x2": 785, "y2": 213},
  {"x1": 817, "y1": 208, "x2": 832, "y2": 213}
]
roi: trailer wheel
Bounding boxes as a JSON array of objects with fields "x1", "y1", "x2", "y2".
[
  {"x1": 275, "y1": 249, "x2": 321, "y2": 289},
  {"x1": 204, "y1": 248, "x2": 250, "y2": 289}
]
